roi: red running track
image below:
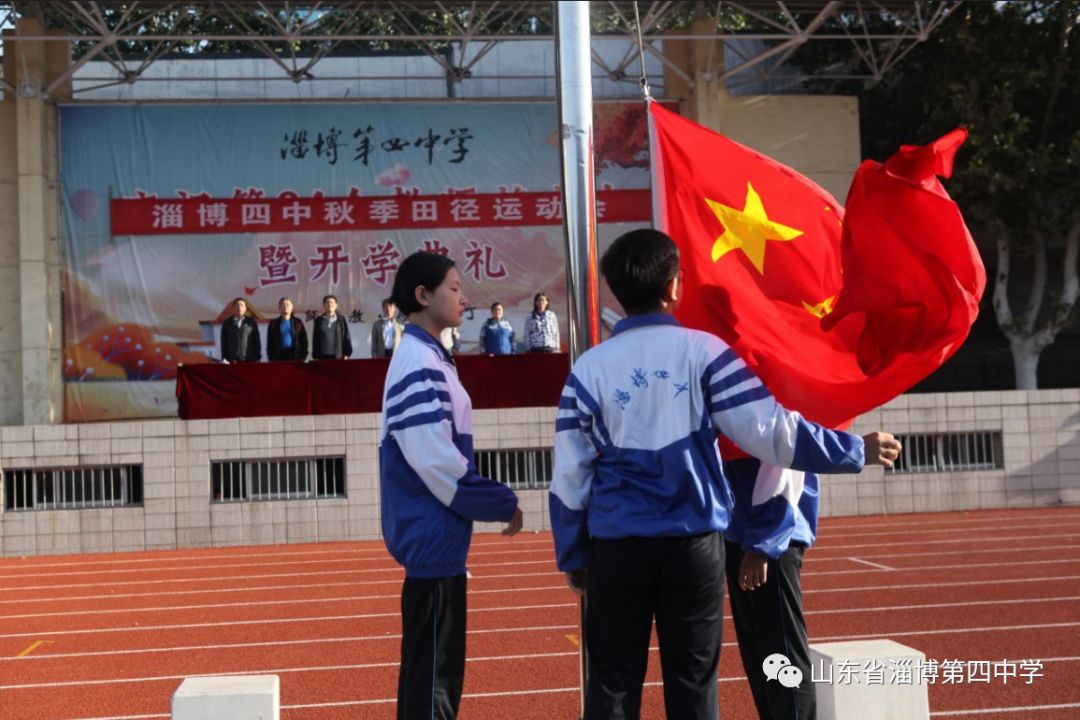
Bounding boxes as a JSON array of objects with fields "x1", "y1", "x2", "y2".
[{"x1": 0, "y1": 507, "x2": 1078, "y2": 719}]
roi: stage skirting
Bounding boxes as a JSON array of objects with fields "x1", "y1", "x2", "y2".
[{"x1": 176, "y1": 354, "x2": 571, "y2": 419}]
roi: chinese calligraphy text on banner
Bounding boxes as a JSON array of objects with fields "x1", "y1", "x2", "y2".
[{"x1": 60, "y1": 103, "x2": 653, "y2": 421}]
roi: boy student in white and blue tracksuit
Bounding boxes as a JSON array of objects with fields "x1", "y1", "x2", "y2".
[
  {"x1": 379, "y1": 251, "x2": 524, "y2": 720},
  {"x1": 725, "y1": 458, "x2": 825, "y2": 720},
  {"x1": 478, "y1": 302, "x2": 515, "y2": 354},
  {"x1": 549, "y1": 229, "x2": 900, "y2": 720}
]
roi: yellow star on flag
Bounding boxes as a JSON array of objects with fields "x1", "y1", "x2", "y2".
[
  {"x1": 705, "y1": 182, "x2": 804, "y2": 274},
  {"x1": 802, "y1": 296, "x2": 837, "y2": 318}
]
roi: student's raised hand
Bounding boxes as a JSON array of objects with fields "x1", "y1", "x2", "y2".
[
  {"x1": 502, "y1": 506, "x2": 524, "y2": 536},
  {"x1": 863, "y1": 431, "x2": 902, "y2": 468},
  {"x1": 739, "y1": 552, "x2": 768, "y2": 591}
]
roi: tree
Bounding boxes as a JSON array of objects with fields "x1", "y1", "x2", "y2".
[{"x1": 848, "y1": 2, "x2": 1080, "y2": 389}]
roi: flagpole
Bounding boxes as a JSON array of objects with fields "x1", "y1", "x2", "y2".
[
  {"x1": 555, "y1": 0, "x2": 601, "y2": 360},
  {"x1": 554, "y1": 2, "x2": 599, "y2": 717}
]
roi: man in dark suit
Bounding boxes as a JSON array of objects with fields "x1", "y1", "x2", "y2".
[
  {"x1": 220, "y1": 297, "x2": 261, "y2": 362},
  {"x1": 312, "y1": 294, "x2": 353, "y2": 360},
  {"x1": 267, "y1": 297, "x2": 309, "y2": 361}
]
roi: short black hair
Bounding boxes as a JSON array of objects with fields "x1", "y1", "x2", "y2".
[
  {"x1": 322, "y1": 294, "x2": 338, "y2": 304},
  {"x1": 391, "y1": 251, "x2": 457, "y2": 315},
  {"x1": 382, "y1": 298, "x2": 394, "y2": 308},
  {"x1": 491, "y1": 302, "x2": 503, "y2": 311},
  {"x1": 600, "y1": 229, "x2": 680, "y2": 315}
]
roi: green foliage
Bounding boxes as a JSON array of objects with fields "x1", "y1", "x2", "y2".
[{"x1": 854, "y1": 1, "x2": 1080, "y2": 239}]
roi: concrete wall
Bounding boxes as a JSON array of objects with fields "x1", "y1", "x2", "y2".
[
  {"x1": 1, "y1": 390, "x2": 1077, "y2": 557},
  {"x1": 0, "y1": 33, "x2": 25, "y2": 425},
  {"x1": 0, "y1": 21, "x2": 67, "y2": 426}
]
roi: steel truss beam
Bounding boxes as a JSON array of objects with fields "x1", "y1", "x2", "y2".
[{"x1": 0, "y1": 1, "x2": 961, "y2": 99}]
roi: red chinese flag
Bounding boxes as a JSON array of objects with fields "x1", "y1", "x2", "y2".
[{"x1": 649, "y1": 102, "x2": 984, "y2": 429}]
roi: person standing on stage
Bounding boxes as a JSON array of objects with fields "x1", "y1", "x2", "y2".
[
  {"x1": 266, "y1": 297, "x2": 308, "y2": 362},
  {"x1": 371, "y1": 298, "x2": 405, "y2": 358},
  {"x1": 311, "y1": 294, "x2": 352, "y2": 360},
  {"x1": 524, "y1": 292, "x2": 559, "y2": 352},
  {"x1": 380, "y1": 251, "x2": 523, "y2": 719},
  {"x1": 479, "y1": 302, "x2": 515, "y2": 355},
  {"x1": 220, "y1": 297, "x2": 261, "y2": 363}
]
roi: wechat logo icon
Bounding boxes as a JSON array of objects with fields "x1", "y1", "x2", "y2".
[{"x1": 763, "y1": 653, "x2": 804, "y2": 689}]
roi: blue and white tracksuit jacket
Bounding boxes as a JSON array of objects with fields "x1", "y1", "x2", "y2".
[
  {"x1": 380, "y1": 324, "x2": 518, "y2": 578},
  {"x1": 725, "y1": 458, "x2": 821, "y2": 559},
  {"x1": 549, "y1": 314, "x2": 865, "y2": 572},
  {"x1": 479, "y1": 318, "x2": 516, "y2": 355}
]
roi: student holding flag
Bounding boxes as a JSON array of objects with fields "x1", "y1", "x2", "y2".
[
  {"x1": 626, "y1": 101, "x2": 984, "y2": 720},
  {"x1": 549, "y1": 228, "x2": 901, "y2": 719}
]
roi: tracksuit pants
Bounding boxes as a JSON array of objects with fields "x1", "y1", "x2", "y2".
[
  {"x1": 584, "y1": 532, "x2": 726, "y2": 720},
  {"x1": 725, "y1": 541, "x2": 815, "y2": 720},
  {"x1": 397, "y1": 574, "x2": 467, "y2": 720}
]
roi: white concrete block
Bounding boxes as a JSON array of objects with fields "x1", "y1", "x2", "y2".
[
  {"x1": 172, "y1": 675, "x2": 279, "y2": 720},
  {"x1": 345, "y1": 413, "x2": 378, "y2": 429},
  {"x1": 33, "y1": 424, "x2": 67, "y2": 442},
  {"x1": 313, "y1": 415, "x2": 346, "y2": 432},
  {"x1": 283, "y1": 416, "x2": 315, "y2": 432},
  {"x1": 810, "y1": 639, "x2": 929, "y2": 720},
  {"x1": 143, "y1": 421, "x2": 176, "y2": 437},
  {"x1": 109, "y1": 422, "x2": 142, "y2": 439},
  {"x1": 185, "y1": 420, "x2": 210, "y2": 436}
]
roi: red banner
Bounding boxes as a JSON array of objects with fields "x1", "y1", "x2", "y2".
[{"x1": 110, "y1": 189, "x2": 651, "y2": 236}]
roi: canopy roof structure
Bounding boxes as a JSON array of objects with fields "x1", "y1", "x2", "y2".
[{"x1": 0, "y1": 1, "x2": 960, "y2": 99}]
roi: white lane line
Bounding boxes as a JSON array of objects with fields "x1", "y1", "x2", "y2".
[
  {"x1": 821, "y1": 512, "x2": 1080, "y2": 532},
  {"x1": 3, "y1": 593, "x2": 1075, "y2": 645},
  {"x1": 0, "y1": 574, "x2": 567, "y2": 605},
  {"x1": 0, "y1": 539, "x2": 556, "y2": 571},
  {"x1": 11, "y1": 619, "x2": 1079, "y2": 669},
  {"x1": 804, "y1": 596, "x2": 1080, "y2": 617},
  {"x1": 813, "y1": 544, "x2": 1080, "y2": 563},
  {"x1": 0, "y1": 546, "x2": 556, "y2": 581},
  {"x1": 930, "y1": 702, "x2": 1080, "y2": 717},
  {"x1": 11, "y1": 573, "x2": 1077, "y2": 660},
  {"x1": 0, "y1": 559, "x2": 555, "y2": 593},
  {"x1": 3, "y1": 650, "x2": 588, "y2": 690},
  {"x1": 2, "y1": 624, "x2": 582, "y2": 662},
  {"x1": 4, "y1": 531, "x2": 1077, "y2": 592},
  {"x1": 8, "y1": 548, "x2": 1080, "y2": 596},
  {"x1": 0, "y1": 557, "x2": 400, "y2": 581},
  {"x1": 27, "y1": 654, "x2": 1080, "y2": 700},
  {"x1": 4, "y1": 526, "x2": 1078, "y2": 583},
  {"x1": 12, "y1": 513, "x2": 1074, "y2": 573},
  {"x1": 812, "y1": 621, "x2": 1080, "y2": 643},
  {"x1": 58, "y1": 698, "x2": 1080, "y2": 720},
  {"x1": 803, "y1": 556, "x2": 1080, "y2": 577},
  {"x1": 6, "y1": 587, "x2": 1075, "y2": 624},
  {"x1": 847, "y1": 557, "x2": 896, "y2": 571},
  {"x1": 4, "y1": 528, "x2": 1075, "y2": 587},
  {"x1": 808, "y1": 532, "x2": 1080, "y2": 555},
  {"x1": 0, "y1": 584, "x2": 568, "y2": 621},
  {"x1": 818, "y1": 519, "x2": 1080, "y2": 540},
  {"x1": 0, "y1": 602, "x2": 579, "y2": 641},
  {"x1": 806, "y1": 575, "x2": 1080, "y2": 595},
  {"x1": 0, "y1": 568, "x2": 404, "y2": 593},
  {"x1": 5, "y1": 572, "x2": 1078, "y2": 611}
]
